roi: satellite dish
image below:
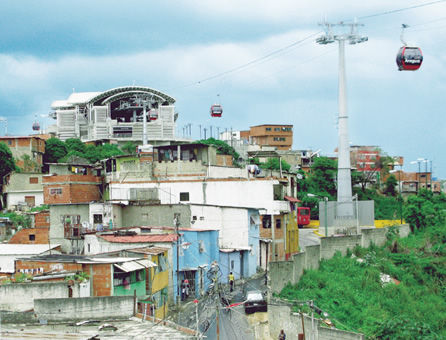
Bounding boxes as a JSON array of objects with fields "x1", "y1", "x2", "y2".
[{"x1": 82, "y1": 221, "x2": 90, "y2": 230}]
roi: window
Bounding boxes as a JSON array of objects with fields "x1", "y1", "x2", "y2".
[
  {"x1": 49, "y1": 188, "x2": 62, "y2": 195},
  {"x1": 29, "y1": 177, "x2": 38, "y2": 184},
  {"x1": 29, "y1": 234, "x2": 35, "y2": 241},
  {"x1": 266, "y1": 127, "x2": 271, "y2": 131},
  {"x1": 276, "y1": 219, "x2": 281, "y2": 229},
  {"x1": 93, "y1": 214, "x2": 103, "y2": 224},
  {"x1": 231, "y1": 260, "x2": 235, "y2": 270},
  {"x1": 262, "y1": 215, "x2": 271, "y2": 229},
  {"x1": 273, "y1": 137, "x2": 286, "y2": 141},
  {"x1": 7, "y1": 140, "x2": 12, "y2": 145},
  {"x1": 274, "y1": 127, "x2": 281, "y2": 131},
  {"x1": 180, "y1": 192, "x2": 190, "y2": 201}
]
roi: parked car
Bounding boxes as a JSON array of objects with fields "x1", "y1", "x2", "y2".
[{"x1": 244, "y1": 290, "x2": 267, "y2": 314}]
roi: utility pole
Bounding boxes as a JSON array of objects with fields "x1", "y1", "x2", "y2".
[
  {"x1": 174, "y1": 213, "x2": 181, "y2": 308},
  {"x1": 316, "y1": 20, "x2": 367, "y2": 218}
]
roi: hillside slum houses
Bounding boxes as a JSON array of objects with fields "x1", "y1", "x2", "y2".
[{"x1": 0, "y1": 143, "x2": 301, "y2": 322}]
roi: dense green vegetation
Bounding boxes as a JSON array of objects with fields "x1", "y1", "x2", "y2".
[
  {"x1": 196, "y1": 137, "x2": 240, "y2": 164},
  {"x1": 279, "y1": 192, "x2": 446, "y2": 339},
  {"x1": 43, "y1": 137, "x2": 129, "y2": 170}
]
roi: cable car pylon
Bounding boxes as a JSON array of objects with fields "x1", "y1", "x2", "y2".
[{"x1": 316, "y1": 19, "x2": 367, "y2": 220}]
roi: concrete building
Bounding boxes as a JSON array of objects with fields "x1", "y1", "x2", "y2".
[
  {"x1": 49, "y1": 86, "x2": 179, "y2": 145},
  {"x1": 0, "y1": 136, "x2": 45, "y2": 172},
  {"x1": 2, "y1": 172, "x2": 45, "y2": 210}
]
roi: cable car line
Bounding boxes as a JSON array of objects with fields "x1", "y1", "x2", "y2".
[
  {"x1": 345, "y1": 0, "x2": 446, "y2": 22},
  {"x1": 167, "y1": 30, "x2": 323, "y2": 91}
]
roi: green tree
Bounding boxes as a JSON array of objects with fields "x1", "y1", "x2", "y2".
[
  {"x1": 98, "y1": 143, "x2": 124, "y2": 160},
  {"x1": 384, "y1": 174, "x2": 398, "y2": 197},
  {"x1": 306, "y1": 157, "x2": 337, "y2": 198},
  {"x1": 65, "y1": 138, "x2": 86, "y2": 154},
  {"x1": 0, "y1": 142, "x2": 18, "y2": 209},
  {"x1": 197, "y1": 138, "x2": 240, "y2": 163},
  {"x1": 43, "y1": 137, "x2": 67, "y2": 162},
  {"x1": 121, "y1": 141, "x2": 137, "y2": 155},
  {"x1": 403, "y1": 189, "x2": 446, "y2": 231},
  {"x1": 259, "y1": 158, "x2": 291, "y2": 172},
  {"x1": 18, "y1": 154, "x2": 40, "y2": 173}
]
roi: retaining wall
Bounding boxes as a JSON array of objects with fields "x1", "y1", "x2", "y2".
[
  {"x1": 268, "y1": 301, "x2": 364, "y2": 340},
  {"x1": 268, "y1": 224, "x2": 410, "y2": 338},
  {"x1": 0, "y1": 281, "x2": 81, "y2": 312},
  {"x1": 34, "y1": 296, "x2": 133, "y2": 323}
]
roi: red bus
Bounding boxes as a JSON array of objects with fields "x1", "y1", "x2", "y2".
[{"x1": 297, "y1": 207, "x2": 311, "y2": 228}]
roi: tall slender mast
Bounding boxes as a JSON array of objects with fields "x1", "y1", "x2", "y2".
[{"x1": 316, "y1": 20, "x2": 368, "y2": 217}]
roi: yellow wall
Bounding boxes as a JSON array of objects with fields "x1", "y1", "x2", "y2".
[
  {"x1": 286, "y1": 212, "x2": 299, "y2": 256},
  {"x1": 152, "y1": 270, "x2": 168, "y2": 292},
  {"x1": 375, "y1": 220, "x2": 404, "y2": 228},
  {"x1": 307, "y1": 219, "x2": 404, "y2": 229}
]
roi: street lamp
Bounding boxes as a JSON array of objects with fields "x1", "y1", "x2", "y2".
[
  {"x1": 410, "y1": 158, "x2": 425, "y2": 193},
  {"x1": 423, "y1": 159, "x2": 430, "y2": 190},
  {"x1": 390, "y1": 167, "x2": 403, "y2": 224},
  {"x1": 307, "y1": 194, "x2": 328, "y2": 237}
]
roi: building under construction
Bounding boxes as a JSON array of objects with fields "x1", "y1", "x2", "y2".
[{"x1": 50, "y1": 86, "x2": 178, "y2": 144}]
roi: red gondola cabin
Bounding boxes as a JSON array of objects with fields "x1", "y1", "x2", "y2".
[
  {"x1": 210, "y1": 104, "x2": 223, "y2": 117},
  {"x1": 396, "y1": 46, "x2": 423, "y2": 71}
]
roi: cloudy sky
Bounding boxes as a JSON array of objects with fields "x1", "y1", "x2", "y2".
[{"x1": 1, "y1": 1, "x2": 445, "y2": 178}]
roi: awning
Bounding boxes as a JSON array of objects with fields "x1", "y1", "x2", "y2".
[
  {"x1": 284, "y1": 196, "x2": 301, "y2": 203},
  {"x1": 114, "y1": 259, "x2": 157, "y2": 272}
]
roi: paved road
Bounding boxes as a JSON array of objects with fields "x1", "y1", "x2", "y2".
[
  {"x1": 299, "y1": 227, "x2": 321, "y2": 249},
  {"x1": 173, "y1": 273, "x2": 266, "y2": 340}
]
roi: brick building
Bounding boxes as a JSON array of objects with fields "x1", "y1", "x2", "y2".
[
  {"x1": 9, "y1": 227, "x2": 50, "y2": 245},
  {"x1": 43, "y1": 163, "x2": 102, "y2": 204},
  {"x1": 0, "y1": 136, "x2": 45, "y2": 172}
]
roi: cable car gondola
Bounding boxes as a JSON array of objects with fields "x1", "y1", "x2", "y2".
[
  {"x1": 396, "y1": 46, "x2": 423, "y2": 71},
  {"x1": 396, "y1": 24, "x2": 423, "y2": 71},
  {"x1": 148, "y1": 109, "x2": 158, "y2": 121},
  {"x1": 210, "y1": 104, "x2": 223, "y2": 117}
]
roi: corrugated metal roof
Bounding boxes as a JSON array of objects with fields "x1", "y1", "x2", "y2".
[
  {"x1": 114, "y1": 259, "x2": 157, "y2": 272},
  {"x1": 125, "y1": 246, "x2": 169, "y2": 255},
  {"x1": 100, "y1": 234, "x2": 178, "y2": 243},
  {"x1": 0, "y1": 244, "x2": 60, "y2": 255}
]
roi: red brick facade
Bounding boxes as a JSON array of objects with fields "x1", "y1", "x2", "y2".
[
  {"x1": 85, "y1": 263, "x2": 113, "y2": 296},
  {"x1": 16, "y1": 259, "x2": 113, "y2": 296},
  {"x1": 34, "y1": 211, "x2": 50, "y2": 228},
  {"x1": 8, "y1": 227, "x2": 49, "y2": 244},
  {"x1": 43, "y1": 175, "x2": 102, "y2": 204}
]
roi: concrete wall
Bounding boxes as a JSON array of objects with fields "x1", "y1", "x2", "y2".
[
  {"x1": 0, "y1": 281, "x2": 82, "y2": 311},
  {"x1": 34, "y1": 296, "x2": 133, "y2": 322},
  {"x1": 110, "y1": 178, "x2": 281, "y2": 214},
  {"x1": 320, "y1": 235, "x2": 361, "y2": 260},
  {"x1": 268, "y1": 300, "x2": 365, "y2": 340},
  {"x1": 361, "y1": 228, "x2": 388, "y2": 248},
  {"x1": 269, "y1": 225, "x2": 410, "y2": 294}
]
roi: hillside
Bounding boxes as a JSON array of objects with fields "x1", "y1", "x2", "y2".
[{"x1": 279, "y1": 223, "x2": 446, "y2": 339}]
